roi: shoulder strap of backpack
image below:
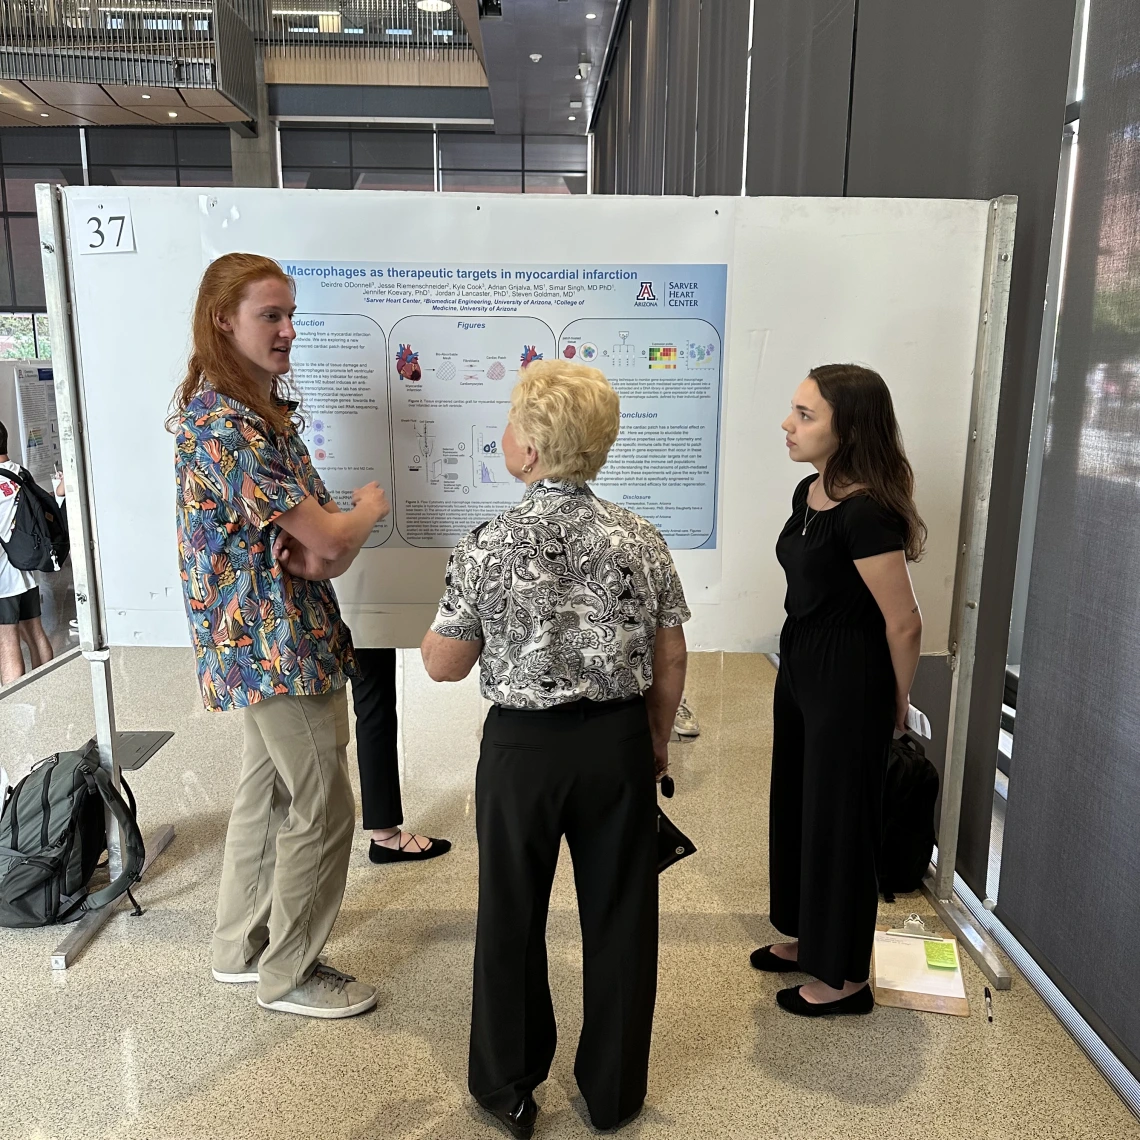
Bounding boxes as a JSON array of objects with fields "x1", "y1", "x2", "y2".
[
  {"x1": 78, "y1": 759, "x2": 146, "y2": 912},
  {"x1": 1, "y1": 466, "x2": 32, "y2": 490}
]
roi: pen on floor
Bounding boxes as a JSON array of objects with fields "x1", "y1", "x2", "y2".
[{"x1": 984, "y1": 986, "x2": 993, "y2": 1022}]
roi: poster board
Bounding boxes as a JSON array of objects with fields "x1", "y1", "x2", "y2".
[
  {"x1": 0, "y1": 360, "x2": 57, "y2": 487},
  {"x1": 56, "y1": 188, "x2": 992, "y2": 650}
]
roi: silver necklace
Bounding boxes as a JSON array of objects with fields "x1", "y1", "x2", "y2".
[{"x1": 802, "y1": 502, "x2": 817, "y2": 536}]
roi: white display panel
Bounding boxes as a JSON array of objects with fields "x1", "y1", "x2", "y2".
[{"x1": 59, "y1": 188, "x2": 989, "y2": 651}]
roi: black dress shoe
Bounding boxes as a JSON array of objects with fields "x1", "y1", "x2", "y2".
[
  {"x1": 776, "y1": 984, "x2": 875, "y2": 1017},
  {"x1": 368, "y1": 836, "x2": 452, "y2": 864},
  {"x1": 594, "y1": 1101, "x2": 644, "y2": 1132},
  {"x1": 750, "y1": 945, "x2": 802, "y2": 972},
  {"x1": 478, "y1": 1094, "x2": 538, "y2": 1140}
]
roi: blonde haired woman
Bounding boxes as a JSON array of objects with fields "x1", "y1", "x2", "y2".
[
  {"x1": 422, "y1": 361, "x2": 690, "y2": 1137},
  {"x1": 172, "y1": 253, "x2": 387, "y2": 1018}
]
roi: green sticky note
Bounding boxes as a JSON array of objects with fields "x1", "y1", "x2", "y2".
[{"x1": 925, "y1": 940, "x2": 959, "y2": 970}]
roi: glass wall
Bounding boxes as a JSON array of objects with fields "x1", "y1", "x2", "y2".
[
  {"x1": 0, "y1": 126, "x2": 234, "y2": 325},
  {"x1": 0, "y1": 125, "x2": 587, "y2": 346},
  {"x1": 281, "y1": 128, "x2": 588, "y2": 195},
  {"x1": 86, "y1": 126, "x2": 233, "y2": 189},
  {"x1": 0, "y1": 129, "x2": 84, "y2": 312}
]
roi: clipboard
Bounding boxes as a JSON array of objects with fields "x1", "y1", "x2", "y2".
[{"x1": 872, "y1": 928, "x2": 970, "y2": 1016}]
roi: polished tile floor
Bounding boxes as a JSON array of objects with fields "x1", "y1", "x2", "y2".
[{"x1": 1, "y1": 650, "x2": 1136, "y2": 1140}]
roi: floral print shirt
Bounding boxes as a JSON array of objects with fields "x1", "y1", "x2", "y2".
[
  {"x1": 431, "y1": 479, "x2": 690, "y2": 709},
  {"x1": 174, "y1": 387, "x2": 355, "y2": 712}
]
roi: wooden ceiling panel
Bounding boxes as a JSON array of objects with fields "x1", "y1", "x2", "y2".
[
  {"x1": 128, "y1": 104, "x2": 217, "y2": 125},
  {"x1": 25, "y1": 82, "x2": 113, "y2": 106},
  {"x1": 107, "y1": 86, "x2": 184, "y2": 108},
  {"x1": 179, "y1": 88, "x2": 233, "y2": 108},
  {"x1": 58, "y1": 105, "x2": 151, "y2": 126},
  {"x1": 0, "y1": 81, "x2": 41, "y2": 115}
]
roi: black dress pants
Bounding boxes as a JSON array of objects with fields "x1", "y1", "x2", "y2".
[
  {"x1": 351, "y1": 647, "x2": 403, "y2": 830},
  {"x1": 769, "y1": 620, "x2": 894, "y2": 989},
  {"x1": 470, "y1": 697, "x2": 659, "y2": 1130}
]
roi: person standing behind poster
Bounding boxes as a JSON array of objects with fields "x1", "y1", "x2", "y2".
[
  {"x1": 0, "y1": 419, "x2": 56, "y2": 685},
  {"x1": 170, "y1": 253, "x2": 387, "y2": 1019}
]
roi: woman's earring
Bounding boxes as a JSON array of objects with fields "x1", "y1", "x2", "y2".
[{"x1": 522, "y1": 463, "x2": 533, "y2": 474}]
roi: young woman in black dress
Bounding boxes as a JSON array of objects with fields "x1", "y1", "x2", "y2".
[{"x1": 752, "y1": 363, "x2": 926, "y2": 1017}]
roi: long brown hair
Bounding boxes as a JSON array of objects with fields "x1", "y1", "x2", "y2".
[
  {"x1": 168, "y1": 253, "x2": 298, "y2": 433},
  {"x1": 810, "y1": 363, "x2": 927, "y2": 562}
]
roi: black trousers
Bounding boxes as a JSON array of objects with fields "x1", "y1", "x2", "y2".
[
  {"x1": 351, "y1": 647, "x2": 403, "y2": 830},
  {"x1": 470, "y1": 698, "x2": 659, "y2": 1130},
  {"x1": 769, "y1": 620, "x2": 894, "y2": 989}
]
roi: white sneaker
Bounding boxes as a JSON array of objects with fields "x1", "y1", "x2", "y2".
[
  {"x1": 674, "y1": 696, "x2": 701, "y2": 737},
  {"x1": 257, "y1": 963, "x2": 378, "y2": 1019},
  {"x1": 212, "y1": 947, "x2": 265, "y2": 984}
]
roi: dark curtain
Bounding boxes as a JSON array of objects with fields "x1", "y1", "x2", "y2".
[
  {"x1": 693, "y1": 0, "x2": 752, "y2": 195},
  {"x1": 745, "y1": 0, "x2": 855, "y2": 195},
  {"x1": 663, "y1": 0, "x2": 700, "y2": 194}
]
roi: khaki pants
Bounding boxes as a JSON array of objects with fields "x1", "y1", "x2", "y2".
[{"x1": 212, "y1": 687, "x2": 354, "y2": 1003}]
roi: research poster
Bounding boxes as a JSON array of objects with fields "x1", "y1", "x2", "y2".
[
  {"x1": 278, "y1": 260, "x2": 726, "y2": 551},
  {"x1": 14, "y1": 365, "x2": 60, "y2": 484}
]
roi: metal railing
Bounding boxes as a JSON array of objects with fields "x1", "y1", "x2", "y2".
[
  {"x1": 0, "y1": 1, "x2": 475, "y2": 106},
  {"x1": 0, "y1": 0, "x2": 255, "y2": 101},
  {"x1": 248, "y1": 1, "x2": 473, "y2": 58}
]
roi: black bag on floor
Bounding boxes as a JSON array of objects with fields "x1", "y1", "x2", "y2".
[
  {"x1": 878, "y1": 733, "x2": 939, "y2": 901},
  {"x1": 0, "y1": 465, "x2": 69, "y2": 571},
  {"x1": 0, "y1": 744, "x2": 145, "y2": 928}
]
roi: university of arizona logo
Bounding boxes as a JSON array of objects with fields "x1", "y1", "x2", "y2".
[{"x1": 636, "y1": 281, "x2": 656, "y2": 301}]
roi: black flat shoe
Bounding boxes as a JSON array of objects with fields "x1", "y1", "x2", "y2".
[
  {"x1": 776, "y1": 984, "x2": 875, "y2": 1018},
  {"x1": 750, "y1": 945, "x2": 802, "y2": 973},
  {"x1": 368, "y1": 836, "x2": 452, "y2": 864},
  {"x1": 478, "y1": 1094, "x2": 537, "y2": 1140}
]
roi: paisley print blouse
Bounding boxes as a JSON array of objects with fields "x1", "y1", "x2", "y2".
[{"x1": 431, "y1": 479, "x2": 690, "y2": 709}]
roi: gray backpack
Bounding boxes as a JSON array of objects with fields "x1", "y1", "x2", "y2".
[{"x1": 0, "y1": 744, "x2": 145, "y2": 927}]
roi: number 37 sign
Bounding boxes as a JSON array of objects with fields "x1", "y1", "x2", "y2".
[{"x1": 79, "y1": 198, "x2": 136, "y2": 255}]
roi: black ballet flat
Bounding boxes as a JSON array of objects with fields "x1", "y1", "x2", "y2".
[
  {"x1": 368, "y1": 836, "x2": 452, "y2": 864},
  {"x1": 477, "y1": 1093, "x2": 537, "y2": 1140},
  {"x1": 776, "y1": 984, "x2": 875, "y2": 1018},
  {"x1": 750, "y1": 945, "x2": 802, "y2": 973}
]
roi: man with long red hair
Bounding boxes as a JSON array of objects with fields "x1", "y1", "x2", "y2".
[{"x1": 171, "y1": 253, "x2": 386, "y2": 1018}]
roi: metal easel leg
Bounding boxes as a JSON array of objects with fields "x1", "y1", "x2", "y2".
[
  {"x1": 923, "y1": 869, "x2": 1012, "y2": 990},
  {"x1": 926, "y1": 196, "x2": 1019, "y2": 991},
  {"x1": 51, "y1": 825, "x2": 175, "y2": 971}
]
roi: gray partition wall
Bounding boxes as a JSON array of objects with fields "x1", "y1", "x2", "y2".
[
  {"x1": 997, "y1": 0, "x2": 1140, "y2": 1080},
  {"x1": 842, "y1": 0, "x2": 1077, "y2": 897}
]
